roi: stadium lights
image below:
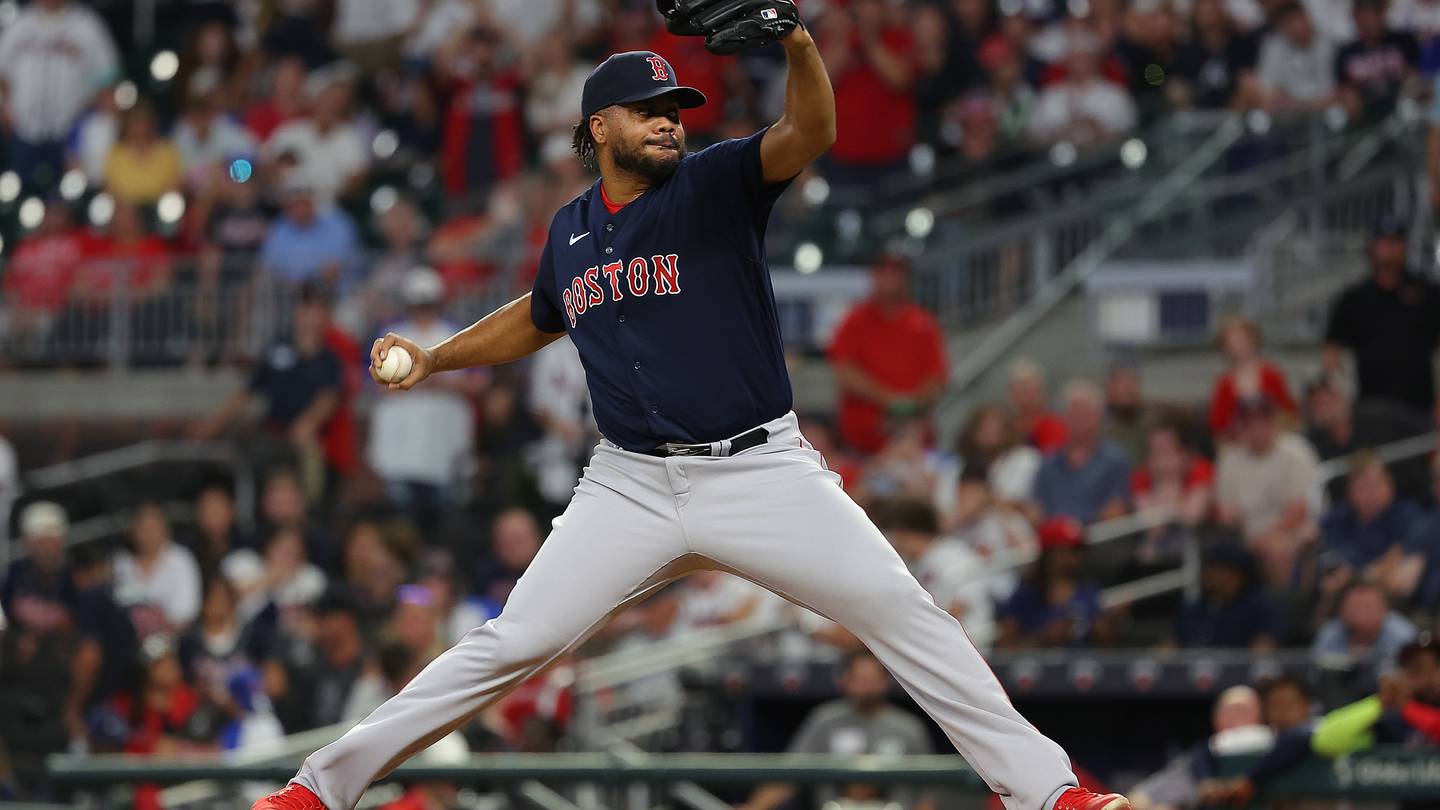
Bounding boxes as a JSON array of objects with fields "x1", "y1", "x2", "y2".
[
  {"x1": 905, "y1": 207, "x2": 935, "y2": 239},
  {"x1": 408, "y1": 163, "x2": 436, "y2": 189},
  {"x1": 794, "y1": 243, "x2": 823, "y2": 274},
  {"x1": 370, "y1": 185, "x2": 399, "y2": 215},
  {"x1": 1324, "y1": 105, "x2": 1348, "y2": 132},
  {"x1": 372, "y1": 130, "x2": 399, "y2": 160},
  {"x1": 0, "y1": 171, "x2": 19, "y2": 204},
  {"x1": 998, "y1": 0, "x2": 1023, "y2": 15},
  {"x1": 801, "y1": 176, "x2": 829, "y2": 206},
  {"x1": 18, "y1": 197, "x2": 44, "y2": 229},
  {"x1": 1067, "y1": 0, "x2": 1090, "y2": 16},
  {"x1": 59, "y1": 169, "x2": 86, "y2": 201},
  {"x1": 89, "y1": 193, "x2": 115, "y2": 228},
  {"x1": 836, "y1": 209, "x2": 862, "y2": 241},
  {"x1": 157, "y1": 191, "x2": 186, "y2": 224},
  {"x1": 1049, "y1": 141, "x2": 1077, "y2": 167},
  {"x1": 150, "y1": 50, "x2": 179, "y2": 82},
  {"x1": 1245, "y1": 109, "x2": 1271, "y2": 135},
  {"x1": 1120, "y1": 138, "x2": 1148, "y2": 169},
  {"x1": 908, "y1": 143, "x2": 936, "y2": 177},
  {"x1": 114, "y1": 81, "x2": 138, "y2": 110}
]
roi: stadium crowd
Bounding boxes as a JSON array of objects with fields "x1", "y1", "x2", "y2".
[
  {"x1": 1, "y1": 0, "x2": 1440, "y2": 806},
  {"x1": 0, "y1": 0, "x2": 1436, "y2": 351}
]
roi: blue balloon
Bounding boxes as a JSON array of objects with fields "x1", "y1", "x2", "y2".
[{"x1": 228, "y1": 158, "x2": 253, "y2": 183}]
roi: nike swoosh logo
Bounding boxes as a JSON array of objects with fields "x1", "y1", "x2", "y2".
[{"x1": 569, "y1": 232, "x2": 590, "y2": 246}]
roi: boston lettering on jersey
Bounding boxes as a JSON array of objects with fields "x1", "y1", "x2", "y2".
[
  {"x1": 530, "y1": 128, "x2": 795, "y2": 452},
  {"x1": 560, "y1": 253, "x2": 681, "y2": 328}
]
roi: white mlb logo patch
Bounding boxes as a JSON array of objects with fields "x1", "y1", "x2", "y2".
[{"x1": 760, "y1": 7, "x2": 778, "y2": 18}]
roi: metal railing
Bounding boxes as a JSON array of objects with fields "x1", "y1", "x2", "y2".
[
  {"x1": 0, "y1": 249, "x2": 529, "y2": 371},
  {"x1": 907, "y1": 108, "x2": 1411, "y2": 333}
]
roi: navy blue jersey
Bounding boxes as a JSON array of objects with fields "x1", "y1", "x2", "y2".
[{"x1": 530, "y1": 128, "x2": 795, "y2": 451}]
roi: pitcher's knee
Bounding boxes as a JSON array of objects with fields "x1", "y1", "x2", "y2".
[
  {"x1": 465, "y1": 616, "x2": 570, "y2": 668},
  {"x1": 831, "y1": 575, "x2": 935, "y2": 626}
]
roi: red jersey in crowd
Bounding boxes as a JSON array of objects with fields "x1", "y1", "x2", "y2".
[
  {"x1": 441, "y1": 73, "x2": 524, "y2": 198},
  {"x1": 497, "y1": 664, "x2": 575, "y2": 746},
  {"x1": 830, "y1": 26, "x2": 917, "y2": 166},
  {"x1": 643, "y1": 29, "x2": 728, "y2": 137},
  {"x1": 1207, "y1": 362, "x2": 1297, "y2": 436},
  {"x1": 4, "y1": 226, "x2": 96, "y2": 311},
  {"x1": 829, "y1": 299, "x2": 947, "y2": 455},
  {"x1": 108, "y1": 685, "x2": 205, "y2": 810},
  {"x1": 1026, "y1": 413, "x2": 1068, "y2": 454},
  {"x1": 323, "y1": 325, "x2": 362, "y2": 476},
  {"x1": 72, "y1": 234, "x2": 172, "y2": 296},
  {"x1": 1131, "y1": 456, "x2": 1214, "y2": 498}
]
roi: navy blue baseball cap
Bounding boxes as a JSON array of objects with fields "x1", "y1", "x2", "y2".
[
  {"x1": 1371, "y1": 214, "x2": 1407, "y2": 240},
  {"x1": 581, "y1": 51, "x2": 707, "y2": 119}
]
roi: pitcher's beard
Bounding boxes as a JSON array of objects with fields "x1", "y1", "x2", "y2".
[{"x1": 611, "y1": 138, "x2": 686, "y2": 184}]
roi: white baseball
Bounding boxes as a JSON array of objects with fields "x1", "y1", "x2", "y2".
[{"x1": 377, "y1": 346, "x2": 414, "y2": 383}]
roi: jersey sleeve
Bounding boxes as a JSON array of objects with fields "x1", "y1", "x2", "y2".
[
  {"x1": 530, "y1": 241, "x2": 567, "y2": 334},
  {"x1": 686, "y1": 127, "x2": 797, "y2": 228}
]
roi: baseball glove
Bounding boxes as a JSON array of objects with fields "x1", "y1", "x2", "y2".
[{"x1": 656, "y1": 0, "x2": 800, "y2": 55}]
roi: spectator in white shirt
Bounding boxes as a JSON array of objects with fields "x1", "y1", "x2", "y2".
[
  {"x1": 523, "y1": 35, "x2": 594, "y2": 143},
  {"x1": 114, "y1": 502, "x2": 203, "y2": 631},
  {"x1": 334, "y1": 0, "x2": 419, "y2": 74},
  {"x1": 1388, "y1": 0, "x2": 1440, "y2": 41},
  {"x1": 222, "y1": 527, "x2": 328, "y2": 623},
  {"x1": 0, "y1": 0, "x2": 120, "y2": 187},
  {"x1": 1027, "y1": 29, "x2": 1138, "y2": 147},
  {"x1": 263, "y1": 62, "x2": 370, "y2": 206},
  {"x1": 368, "y1": 268, "x2": 482, "y2": 526},
  {"x1": 1256, "y1": 2, "x2": 1337, "y2": 109},
  {"x1": 672, "y1": 570, "x2": 785, "y2": 635},
  {"x1": 528, "y1": 338, "x2": 595, "y2": 508},
  {"x1": 173, "y1": 71, "x2": 258, "y2": 191},
  {"x1": 933, "y1": 403, "x2": 1041, "y2": 530}
]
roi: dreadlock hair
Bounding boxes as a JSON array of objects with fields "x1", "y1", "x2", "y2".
[{"x1": 572, "y1": 118, "x2": 598, "y2": 173}]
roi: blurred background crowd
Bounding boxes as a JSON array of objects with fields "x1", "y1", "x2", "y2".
[{"x1": 0, "y1": 0, "x2": 1439, "y2": 807}]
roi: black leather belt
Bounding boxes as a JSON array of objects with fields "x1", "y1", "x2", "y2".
[{"x1": 638, "y1": 427, "x2": 769, "y2": 458}]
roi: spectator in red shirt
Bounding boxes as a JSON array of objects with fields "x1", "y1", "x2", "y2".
[
  {"x1": 829, "y1": 255, "x2": 948, "y2": 456},
  {"x1": 314, "y1": 284, "x2": 362, "y2": 481},
  {"x1": 102, "y1": 636, "x2": 212, "y2": 810},
  {"x1": 244, "y1": 55, "x2": 308, "y2": 141},
  {"x1": 1132, "y1": 420, "x2": 1215, "y2": 565},
  {"x1": 818, "y1": 0, "x2": 917, "y2": 184},
  {"x1": 1208, "y1": 316, "x2": 1298, "y2": 440},
  {"x1": 1008, "y1": 359, "x2": 1067, "y2": 453},
  {"x1": 3, "y1": 202, "x2": 94, "y2": 324},
  {"x1": 71, "y1": 201, "x2": 173, "y2": 302},
  {"x1": 438, "y1": 25, "x2": 524, "y2": 201}
]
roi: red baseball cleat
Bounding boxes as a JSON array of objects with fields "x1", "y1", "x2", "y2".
[
  {"x1": 1052, "y1": 787, "x2": 1132, "y2": 810},
  {"x1": 252, "y1": 783, "x2": 326, "y2": 810}
]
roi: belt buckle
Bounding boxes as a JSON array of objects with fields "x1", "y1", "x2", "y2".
[{"x1": 662, "y1": 442, "x2": 708, "y2": 456}]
